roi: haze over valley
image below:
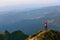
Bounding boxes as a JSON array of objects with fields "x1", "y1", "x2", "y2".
[{"x1": 0, "y1": 5, "x2": 60, "y2": 35}]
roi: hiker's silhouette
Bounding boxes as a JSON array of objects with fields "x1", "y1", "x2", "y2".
[{"x1": 44, "y1": 21, "x2": 47, "y2": 30}]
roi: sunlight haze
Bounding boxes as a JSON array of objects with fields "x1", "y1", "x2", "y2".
[{"x1": 0, "y1": 0, "x2": 60, "y2": 7}]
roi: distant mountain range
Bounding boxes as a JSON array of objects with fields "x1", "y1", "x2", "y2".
[{"x1": 0, "y1": 6, "x2": 60, "y2": 35}]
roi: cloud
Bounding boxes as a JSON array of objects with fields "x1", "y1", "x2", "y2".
[
  {"x1": 28, "y1": 16, "x2": 44, "y2": 20},
  {"x1": 48, "y1": 20, "x2": 55, "y2": 23},
  {"x1": 0, "y1": 0, "x2": 60, "y2": 7}
]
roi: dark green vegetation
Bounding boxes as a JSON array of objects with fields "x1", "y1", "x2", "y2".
[
  {"x1": 26, "y1": 30, "x2": 60, "y2": 40},
  {"x1": 0, "y1": 30, "x2": 28, "y2": 40},
  {"x1": 0, "y1": 30, "x2": 60, "y2": 40}
]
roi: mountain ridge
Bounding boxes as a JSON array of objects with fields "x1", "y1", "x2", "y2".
[{"x1": 26, "y1": 30, "x2": 60, "y2": 40}]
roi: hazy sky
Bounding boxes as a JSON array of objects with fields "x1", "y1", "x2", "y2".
[
  {"x1": 0, "y1": 0, "x2": 60, "y2": 7},
  {"x1": 0, "y1": 0, "x2": 60, "y2": 11}
]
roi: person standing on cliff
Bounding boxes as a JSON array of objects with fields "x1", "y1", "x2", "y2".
[{"x1": 44, "y1": 21, "x2": 47, "y2": 30}]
